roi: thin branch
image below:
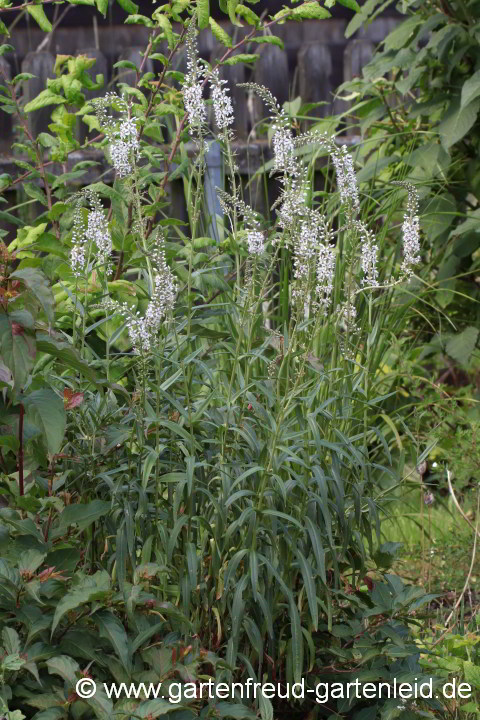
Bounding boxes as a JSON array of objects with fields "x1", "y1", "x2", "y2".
[{"x1": 447, "y1": 469, "x2": 480, "y2": 539}]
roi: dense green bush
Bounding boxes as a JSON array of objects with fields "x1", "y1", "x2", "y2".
[{"x1": 328, "y1": 0, "x2": 480, "y2": 491}]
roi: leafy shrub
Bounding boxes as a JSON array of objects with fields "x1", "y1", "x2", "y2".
[{"x1": 0, "y1": 0, "x2": 448, "y2": 718}]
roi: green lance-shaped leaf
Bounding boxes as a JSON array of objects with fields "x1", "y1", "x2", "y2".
[
  {"x1": 235, "y1": 4, "x2": 260, "y2": 26},
  {"x1": 291, "y1": 2, "x2": 331, "y2": 20},
  {"x1": 93, "y1": 610, "x2": 131, "y2": 674},
  {"x1": 26, "y1": 5, "x2": 52, "y2": 32},
  {"x1": 116, "y1": 0, "x2": 139, "y2": 14},
  {"x1": 95, "y1": 0, "x2": 108, "y2": 17},
  {"x1": 23, "y1": 389, "x2": 66, "y2": 456},
  {"x1": 59, "y1": 500, "x2": 111, "y2": 533},
  {"x1": 197, "y1": 0, "x2": 209, "y2": 29},
  {"x1": 250, "y1": 35, "x2": 284, "y2": 49},
  {"x1": 222, "y1": 54, "x2": 259, "y2": 66},
  {"x1": 209, "y1": 17, "x2": 232, "y2": 48},
  {"x1": 154, "y1": 12, "x2": 174, "y2": 48},
  {"x1": 335, "y1": 0, "x2": 361, "y2": 11}
]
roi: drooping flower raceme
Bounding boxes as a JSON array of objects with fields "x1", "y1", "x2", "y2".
[
  {"x1": 315, "y1": 222, "x2": 336, "y2": 315},
  {"x1": 209, "y1": 69, "x2": 234, "y2": 131},
  {"x1": 247, "y1": 230, "x2": 264, "y2": 256},
  {"x1": 182, "y1": 21, "x2": 207, "y2": 134},
  {"x1": 70, "y1": 191, "x2": 112, "y2": 276},
  {"x1": 85, "y1": 208, "x2": 112, "y2": 269},
  {"x1": 331, "y1": 144, "x2": 360, "y2": 213},
  {"x1": 401, "y1": 184, "x2": 421, "y2": 277},
  {"x1": 144, "y1": 244, "x2": 177, "y2": 332},
  {"x1": 92, "y1": 93, "x2": 140, "y2": 177},
  {"x1": 355, "y1": 220, "x2": 378, "y2": 287},
  {"x1": 70, "y1": 202, "x2": 87, "y2": 277},
  {"x1": 106, "y1": 235, "x2": 177, "y2": 355},
  {"x1": 272, "y1": 113, "x2": 296, "y2": 175}
]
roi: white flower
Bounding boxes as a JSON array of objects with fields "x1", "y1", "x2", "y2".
[
  {"x1": 91, "y1": 94, "x2": 141, "y2": 178},
  {"x1": 272, "y1": 113, "x2": 296, "y2": 174},
  {"x1": 106, "y1": 236, "x2": 177, "y2": 355},
  {"x1": 144, "y1": 243, "x2": 177, "y2": 332},
  {"x1": 183, "y1": 80, "x2": 207, "y2": 129},
  {"x1": 210, "y1": 69, "x2": 234, "y2": 130},
  {"x1": 182, "y1": 20, "x2": 207, "y2": 133},
  {"x1": 85, "y1": 208, "x2": 111, "y2": 267},
  {"x1": 70, "y1": 192, "x2": 112, "y2": 275},
  {"x1": 355, "y1": 221, "x2": 378, "y2": 287},
  {"x1": 247, "y1": 229, "x2": 264, "y2": 255},
  {"x1": 331, "y1": 144, "x2": 360, "y2": 212},
  {"x1": 316, "y1": 238, "x2": 336, "y2": 314},
  {"x1": 392, "y1": 182, "x2": 421, "y2": 277},
  {"x1": 70, "y1": 204, "x2": 87, "y2": 277}
]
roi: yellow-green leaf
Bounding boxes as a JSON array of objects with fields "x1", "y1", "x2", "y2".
[{"x1": 27, "y1": 4, "x2": 52, "y2": 32}]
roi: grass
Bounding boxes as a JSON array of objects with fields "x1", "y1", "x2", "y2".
[{"x1": 382, "y1": 484, "x2": 480, "y2": 596}]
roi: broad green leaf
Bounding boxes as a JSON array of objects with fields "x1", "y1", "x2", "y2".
[
  {"x1": 463, "y1": 661, "x2": 480, "y2": 689},
  {"x1": 336, "y1": 0, "x2": 361, "y2": 10},
  {"x1": 438, "y1": 98, "x2": 480, "y2": 149},
  {"x1": 209, "y1": 17, "x2": 232, "y2": 47},
  {"x1": 461, "y1": 69, "x2": 480, "y2": 109},
  {"x1": 24, "y1": 89, "x2": 65, "y2": 113},
  {"x1": 27, "y1": 4, "x2": 52, "y2": 31},
  {"x1": 197, "y1": 0, "x2": 209, "y2": 29},
  {"x1": 125, "y1": 14, "x2": 154, "y2": 26},
  {"x1": 23, "y1": 389, "x2": 66, "y2": 456},
  {"x1": 421, "y1": 192, "x2": 456, "y2": 242},
  {"x1": 446, "y1": 326, "x2": 479, "y2": 366},
  {"x1": 10, "y1": 267, "x2": 54, "y2": 323},
  {"x1": 59, "y1": 500, "x2": 111, "y2": 532},
  {"x1": 116, "y1": 0, "x2": 139, "y2": 14},
  {"x1": 36, "y1": 333, "x2": 98, "y2": 383},
  {"x1": 46, "y1": 655, "x2": 79, "y2": 684},
  {"x1": 93, "y1": 610, "x2": 130, "y2": 673},
  {"x1": 51, "y1": 570, "x2": 110, "y2": 636},
  {"x1": 2, "y1": 627, "x2": 21, "y2": 655},
  {"x1": 0, "y1": 20, "x2": 10, "y2": 38},
  {"x1": 0, "y1": 310, "x2": 36, "y2": 393},
  {"x1": 455, "y1": 207, "x2": 480, "y2": 234},
  {"x1": 384, "y1": 15, "x2": 423, "y2": 50},
  {"x1": 95, "y1": 0, "x2": 108, "y2": 16}
]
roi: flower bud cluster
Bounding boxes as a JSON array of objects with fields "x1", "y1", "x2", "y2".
[
  {"x1": 92, "y1": 93, "x2": 140, "y2": 177},
  {"x1": 210, "y1": 68, "x2": 235, "y2": 131},
  {"x1": 70, "y1": 191, "x2": 111, "y2": 276},
  {"x1": 400, "y1": 184, "x2": 421, "y2": 277},
  {"x1": 105, "y1": 234, "x2": 177, "y2": 354},
  {"x1": 331, "y1": 144, "x2": 360, "y2": 212}
]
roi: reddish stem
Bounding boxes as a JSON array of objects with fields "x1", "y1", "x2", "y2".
[{"x1": 18, "y1": 403, "x2": 24, "y2": 496}]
